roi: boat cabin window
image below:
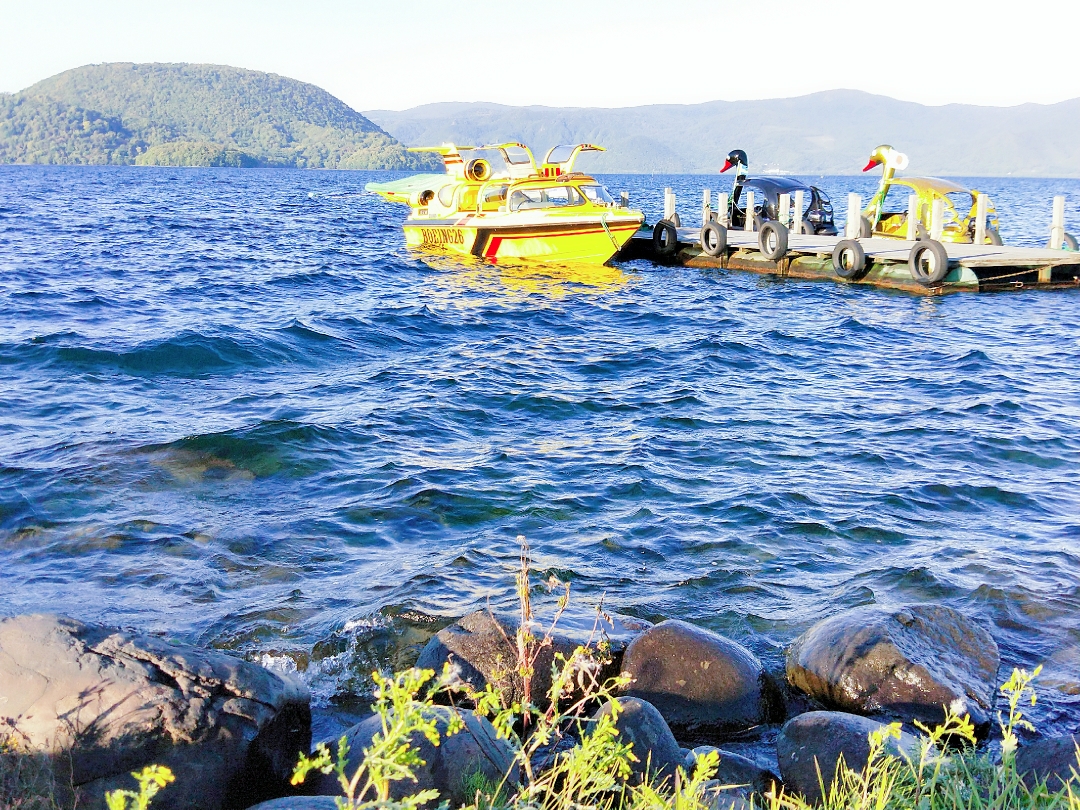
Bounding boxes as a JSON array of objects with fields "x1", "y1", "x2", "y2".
[
  {"x1": 508, "y1": 185, "x2": 586, "y2": 211},
  {"x1": 437, "y1": 184, "x2": 455, "y2": 207},
  {"x1": 580, "y1": 184, "x2": 615, "y2": 204},
  {"x1": 545, "y1": 145, "x2": 576, "y2": 165},
  {"x1": 546, "y1": 186, "x2": 585, "y2": 207},
  {"x1": 502, "y1": 146, "x2": 533, "y2": 166}
]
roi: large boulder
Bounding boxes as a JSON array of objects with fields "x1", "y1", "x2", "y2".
[
  {"x1": 776, "y1": 711, "x2": 919, "y2": 805},
  {"x1": 786, "y1": 605, "x2": 999, "y2": 731},
  {"x1": 0, "y1": 613, "x2": 310, "y2": 810},
  {"x1": 590, "y1": 697, "x2": 683, "y2": 785},
  {"x1": 684, "y1": 746, "x2": 780, "y2": 799},
  {"x1": 1015, "y1": 735, "x2": 1080, "y2": 791},
  {"x1": 312, "y1": 706, "x2": 516, "y2": 806},
  {"x1": 415, "y1": 610, "x2": 645, "y2": 708},
  {"x1": 620, "y1": 620, "x2": 776, "y2": 736}
]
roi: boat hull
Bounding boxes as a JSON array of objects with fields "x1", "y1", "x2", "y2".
[{"x1": 403, "y1": 216, "x2": 642, "y2": 265}]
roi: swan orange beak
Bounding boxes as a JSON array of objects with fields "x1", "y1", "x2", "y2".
[
  {"x1": 721, "y1": 159, "x2": 733, "y2": 173},
  {"x1": 862, "y1": 159, "x2": 880, "y2": 172}
]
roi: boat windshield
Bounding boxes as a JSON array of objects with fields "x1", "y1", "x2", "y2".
[
  {"x1": 509, "y1": 186, "x2": 586, "y2": 211},
  {"x1": 580, "y1": 184, "x2": 615, "y2": 204}
]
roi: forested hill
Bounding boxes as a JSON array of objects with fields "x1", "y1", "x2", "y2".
[
  {"x1": 366, "y1": 93, "x2": 1080, "y2": 177},
  {"x1": 0, "y1": 63, "x2": 437, "y2": 170}
]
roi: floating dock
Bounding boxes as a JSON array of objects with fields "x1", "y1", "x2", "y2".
[{"x1": 618, "y1": 190, "x2": 1080, "y2": 293}]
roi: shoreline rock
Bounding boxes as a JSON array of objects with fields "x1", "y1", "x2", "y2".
[
  {"x1": 776, "y1": 710, "x2": 919, "y2": 804},
  {"x1": 620, "y1": 620, "x2": 780, "y2": 738},
  {"x1": 415, "y1": 609, "x2": 646, "y2": 708},
  {"x1": 0, "y1": 613, "x2": 311, "y2": 810},
  {"x1": 1015, "y1": 735, "x2": 1080, "y2": 791},
  {"x1": 786, "y1": 605, "x2": 999, "y2": 732},
  {"x1": 312, "y1": 706, "x2": 516, "y2": 806},
  {"x1": 589, "y1": 697, "x2": 683, "y2": 784}
]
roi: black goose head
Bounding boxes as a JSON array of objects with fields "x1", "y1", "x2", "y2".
[{"x1": 720, "y1": 149, "x2": 747, "y2": 173}]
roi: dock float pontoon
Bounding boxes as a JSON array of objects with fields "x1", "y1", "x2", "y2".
[{"x1": 619, "y1": 190, "x2": 1080, "y2": 294}]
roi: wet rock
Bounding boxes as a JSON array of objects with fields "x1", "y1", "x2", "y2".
[
  {"x1": 1015, "y1": 735, "x2": 1080, "y2": 791},
  {"x1": 529, "y1": 731, "x2": 579, "y2": 775},
  {"x1": 685, "y1": 746, "x2": 780, "y2": 798},
  {"x1": 704, "y1": 792, "x2": 754, "y2": 810},
  {"x1": 0, "y1": 613, "x2": 311, "y2": 810},
  {"x1": 776, "y1": 711, "x2": 918, "y2": 805},
  {"x1": 245, "y1": 800, "x2": 340, "y2": 810},
  {"x1": 415, "y1": 610, "x2": 645, "y2": 708},
  {"x1": 786, "y1": 605, "x2": 999, "y2": 731},
  {"x1": 590, "y1": 697, "x2": 683, "y2": 784},
  {"x1": 313, "y1": 706, "x2": 516, "y2": 806},
  {"x1": 620, "y1": 620, "x2": 775, "y2": 736}
]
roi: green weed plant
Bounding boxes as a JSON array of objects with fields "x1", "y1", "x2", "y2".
[
  {"x1": 35, "y1": 539, "x2": 1080, "y2": 810},
  {"x1": 292, "y1": 542, "x2": 1080, "y2": 810}
]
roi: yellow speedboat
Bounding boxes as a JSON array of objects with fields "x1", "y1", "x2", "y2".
[{"x1": 365, "y1": 143, "x2": 644, "y2": 264}]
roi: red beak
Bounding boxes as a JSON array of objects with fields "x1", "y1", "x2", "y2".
[
  {"x1": 721, "y1": 159, "x2": 732, "y2": 173},
  {"x1": 862, "y1": 159, "x2": 879, "y2": 172}
]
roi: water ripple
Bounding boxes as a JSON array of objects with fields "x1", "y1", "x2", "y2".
[{"x1": 2, "y1": 166, "x2": 1080, "y2": 741}]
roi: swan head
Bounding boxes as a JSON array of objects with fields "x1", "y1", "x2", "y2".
[
  {"x1": 721, "y1": 149, "x2": 748, "y2": 173},
  {"x1": 863, "y1": 144, "x2": 909, "y2": 173}
]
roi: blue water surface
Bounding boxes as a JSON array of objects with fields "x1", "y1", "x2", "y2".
[{"x1": 1, "y1": 166, "x2": 1079, "y2": 741}]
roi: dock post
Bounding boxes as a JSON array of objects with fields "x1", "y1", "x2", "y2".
[
  {"x1": 845, "y1": 193, "x2": 861, "y2": 238},
  {"x1": 930, "y1": 199, "x2": 945, "y2": 241},
  {"x1": 743, "y1": 190, "x2": 755, "y2": 231},
  {"x1": 974, "y1": 193, "x2": 988, "y2": 244},
  {"x1": 906, "y1": 195, "x2": 919, "y2": 240},
  {"x1": 792, "y1": 189, "x2": 804, "y2": 233},
  {"x1": 663, "y1": 188, "x2": 675, "y2": 221},
  {"x1": 778, "y1": 193, "x2": 790, "y2": 228},
  {"x1": 717, "y1": 192, "x2": 729, "y2": 226},
  {"x1": 702, "y1": 188, "x2": 712, "y2": 223},
  {"x1": 1050, "y1": 195, "x2": 1066, "y2": 249}
]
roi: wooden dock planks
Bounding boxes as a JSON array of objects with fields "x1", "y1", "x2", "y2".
[{"x1": 620, "y1": 226, "x2": 1080, "y2": 293}]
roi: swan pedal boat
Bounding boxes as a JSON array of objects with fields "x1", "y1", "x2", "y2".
[
  {"x1": 862, "y1": 145, "x2": 1002, "y2": 244},
  {"x1": 366, "y1": 143, "x2": 644, "y2": 265}
]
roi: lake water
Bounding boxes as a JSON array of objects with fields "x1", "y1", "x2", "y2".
[{"x1": 2, "y1": 166, "x2": 1079, "y2": 746}]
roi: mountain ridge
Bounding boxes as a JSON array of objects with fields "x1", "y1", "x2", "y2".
[
  {"x1": 365, "y1": 91, "x2": 1080, "y2": 176},
  {"x1": 1, "y1": 62, "x2": 437, "y2": 170}
]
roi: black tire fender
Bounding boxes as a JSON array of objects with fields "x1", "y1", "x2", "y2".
[
  {"x1": 1065, "y1": 232, "x2": 1079, "y2": 251},
  {"x1": 832, "y1": 239, "x2": 866, "y2": 280},
  {"x1": 758, "y1": 221, "x2": 789, "y2": 261},
  {"x1": 859, "y1": 215, "x2": 873, "y2": 238},
  {"x1": 908, "y1": 239, "x2": 950, "y2": 285},
  {"x1": 986, "y1": 227, "x2": 1003, "y2": 246},
  {"x1": 700, "y1": 221, "x2": 727, "y2": 257},
  {"x1": 800, "y1": 219, "x2": 815, "y2": 235},
  {"x1": 752, "y1": 213, "x2": 765, "y2": 232},
  {"x1": 652, "y1": 219, "x2": 680, "y2": 258}
]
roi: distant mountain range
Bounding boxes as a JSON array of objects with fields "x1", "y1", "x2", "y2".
[
  {"x1": 4, "y1": 66, "x2": 1076, "y2": 177},
  {"x1": 0, "y1": 63, "x2": 437, "y2": 170},
  {"x1": 366, "y1": 93, "x2": 1080, "y2": 177}
]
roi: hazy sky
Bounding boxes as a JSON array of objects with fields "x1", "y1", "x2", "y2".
[{"x1": 2, "y1": 0, "x2": 1078, "y2": 111}]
